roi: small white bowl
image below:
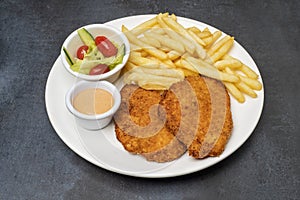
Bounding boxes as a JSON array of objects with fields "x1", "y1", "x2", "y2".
[
  {"x1": 65, "y1": 80, "x2": 121, "y2": 130},
  {"x1": 61, "y1": 24, "x2": 130, "y2": 82}
]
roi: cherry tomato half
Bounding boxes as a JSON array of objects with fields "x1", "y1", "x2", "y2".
[
  {"x1": 77, "y1": 45, "x2": 89, "y2": 60},
  {"x1": 89, "y1": 64, "x2": 110, "y2": 75},
  {"x1": 95, "y1": 36, "x2": 118, "y2": 57}
]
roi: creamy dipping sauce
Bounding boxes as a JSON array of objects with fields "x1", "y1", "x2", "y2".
[{"x1": 73, "y1": 88, "x2": 114, "y2": 115}]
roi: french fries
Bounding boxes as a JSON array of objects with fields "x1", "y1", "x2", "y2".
[
  {"x1": 156, "y1": 13, "x2": 196, "y2": 54},
  {"x1": 209, "y1": 37, "x2": 234, "y2": 62},
  {"x1": 207, "y1": 35, "x2": 231, "y2": 57},
  {"x1": 224, "y1": 67, "x2": 257, "y2": 98},
  {"x1": 131, "y1": 67, "x2": 184, "y2": 79},
  {"x1": 139, "y1": 36, "x2": 161, "y2": 48},
  {"x1": 224, "y1": 82, "x2": 245, "y2": 103},
  {"x1": 185, "y1": 57, "x2": 239, "y2": 83},
  {"x1": 128, "y1": 52, "x2": 160, "y2": 68},
  {"x1": 167, "y1": 50, "x2": 181, "y2": 60},
  {"x1": 124, "y1": 72, "x2": 182, "y2": 90},
  {"x1": 122, "y1": 25, "x2": 168, "y2": 60},
  {"x1": 205, "y1": 30, "x2": 222, "y2": 49},
  {"x1": 162, "y1": 16, "x2": 207, "y2": 59},
  {"x1": 239, "y1": 75, "x2": 262, "y2": 90},
  {"x1": 144, "y1": 31, "x2": 185, "y2": 53},
  {"x1": 214, "y1": 58, "x2": 242, "y2": 70},
  {"x1": 187, "y1": 29, "x2": 206, "y2": 46},
  {"x1": 130, "y1": 13, "x2": 168, "y2": 35},
  {"x1": 121, "y1": 13, "x2": 262, "y2": 103}
]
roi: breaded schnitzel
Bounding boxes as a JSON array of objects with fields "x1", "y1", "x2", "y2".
[
  {"x1": 114, "y1": 75, "x2": 233, "y2": 162},
  {"x1": 114, "y1": 85, "x2": 186, "y2": 163},
  {"x1": 160, "y1": 75, "x2": 232, "y2": 158},
  {"x1": 187, "y1": 76, "x2": 233, "y2": 158}
]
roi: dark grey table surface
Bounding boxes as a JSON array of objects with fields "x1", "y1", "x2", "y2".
[{"x1": 1, "y1": 0, "x2": 299, "y2": 199}]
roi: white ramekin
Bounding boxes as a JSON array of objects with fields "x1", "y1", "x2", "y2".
[{"x1": 65, "y1": 80, "x2": 121, "y2": 130}]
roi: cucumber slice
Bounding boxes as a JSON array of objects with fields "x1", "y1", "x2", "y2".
[
  {"x1": 63, "y1": 47, "x2": 75, "y2": 66},
  {"x1": 77, "y1": 28, "x2": 95, "y2": 48}
]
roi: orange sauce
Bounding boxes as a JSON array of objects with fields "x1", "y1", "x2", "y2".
[{"x1": 73, "y1": 88, "x2": 114, "y2": 115}]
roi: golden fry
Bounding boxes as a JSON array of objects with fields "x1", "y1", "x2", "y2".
[
  {"x1": 174, "y1": 59, "x2": 183, "y2": 68},
  {"x1": 184, "y1": 57, "x2": 239, "y2": 82},
  {"x1": 240, "y1": 64, "x2": 259, "y2": 79},
  {"x1": 239, "y1": 75, "x2": 262, "y2": 90},
  {"x1": 147, "y1": 56, "x2": 173, "y2": 69},
  {"x1": 167, "y1": 50, "x2": 182, "y2": 60},
  {"x1": 130, "y1": 44, "x2": 143, "y2": 51},
  {"x1": 125, "y1": 72, "x2": 182, "y2": 90},
  {"x1": 224, "y1": 82, "x2": 245, "y2": 103},
  {"x1": 197, "y1": 30, "x2": 212, "y2": 39},
  {"x1": 214, "y1": 59, "x2": 242, "y2": 70},
  {"x1": 187, "y1": 26, "x2": 201, "y2": 34},
  {"x1": 170, "y1": 13, "x2": 177, "y2": 21},
  {"x1": 222, "y1": 54, "x2": 235, "y2": 60},
  {"x1": 129, "y1": 52, "x2": 160, "y2": 68},
  {"x1": 187, "y1": 29, "x2": 206, "y2": 46},
  {"x1": 139, "y1": 36, "x2": 161, "y2": 48},
  {"x1": 144, "y1": 31, "x2": 185, "y2": 53},
  {"x1": 225, "y1": 67, "x2": 257, "y2": 98},
  {"x1": 122, "y1": 62, "x2": 138, "y2": 74},
  {"x1": 222, "y1": 54, "x2": 258, "y2": 79},
  {"x1": 131, "y1": 17, "x2": 157, "y2": 35},
  {"x1": 156, "y1": 13, "x2": 195, "y2": 54},
  {"x1": 207, "y1": 35, "x2": 231, "y2": 56},
  {"x1": 132, "y1": 67, "x2": 184, "y2": 79},
  {"x1": 235, "y1": 81, "x2": 257, "y2": 98},
  {"x1": 162, "y1": 16, "x2": 207, "y2": 59},
  {"x1": 178, "y1": 67, "x2": 199, "y2": 76},
  {"x1": 202, "y1": 36, "x2": 213, "y2": 46},
  {"x1": 162, "y1": 59, "x2": 176, "y2": 68},
  {"x1": 130, "y1": 13, "x2": 168, "y2": 35},
  {"x1": 149, "y1": 26, "x2": 166, "y2": 35},
  {"x1": 160, "y1": 46, "x2": 171, "y2": 52},
  {"x1": 162, "y1": 16, "x2": 194, "y2": 40},
  {"x1": 183, "y1": 55, "x2": 216, "y2": 70},
  {"x1": 205, "y1": 31, "x2": 222, "y2": 49},
  {"x1": 209, "y1": 38, "x2": 234, "y2": 62},
  {"x1": 122, "y1": 25, "x2": 168, "y2": 60},
  {"x1": 140, "y1": 51, "x2": 148, "y2": 57},
  {"x1": 180, "y1": 59, "x2": 199, "y2": 73}
]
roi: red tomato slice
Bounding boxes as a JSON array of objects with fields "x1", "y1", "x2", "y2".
[
  {"x1": 76, "y1": 45, "x2": 89, "y2": 60},
  {"x1": 89, "y1": 64, "x2": 110, "y2": 75},
  {"x1": 95, "y1": 36, "x2": 118, "y2": 57},
  {"x1": 95, "y1": 36, "x2": 107, "y2": 45}
]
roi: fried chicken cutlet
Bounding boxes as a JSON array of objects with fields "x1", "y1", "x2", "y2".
[
  {"x1": 187, "y1": 76, "x2": 233, "y2": 158},
  {"x1": 114, "y1": 85, "x2": 186, "y2": 163},
  {"x1": 160, "y1": 75, "x2": 233, "y2": 158},
  {"x1": 114, "y1": 75, "x2": 233, "y2": 162}
]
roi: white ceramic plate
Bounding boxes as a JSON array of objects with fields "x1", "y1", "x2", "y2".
[{"x1": 45, "y1": 15, "x2": 264, "y2": 178}]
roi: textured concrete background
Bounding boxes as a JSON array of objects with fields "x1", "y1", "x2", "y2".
[{"x1": 1, "y1": 0, "x2": 299, "y2": 199}]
